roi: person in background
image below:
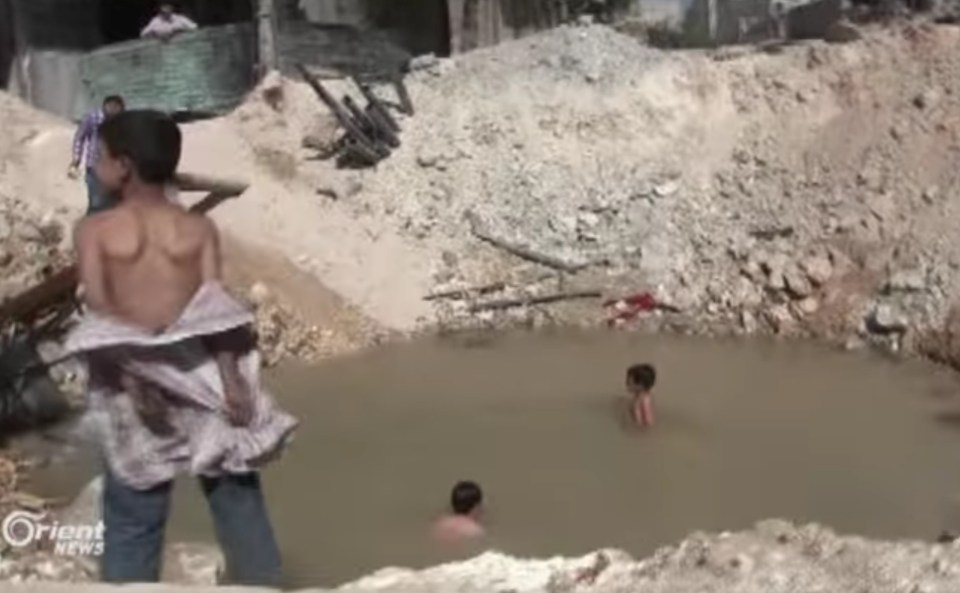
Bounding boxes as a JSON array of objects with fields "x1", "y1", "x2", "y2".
[
  {"x1": 431, "y1": 481, "x2": 486, "y2": 543},
  {"x1": 626, "y1": 363, "x2": 656, "y2": 428},
  {"x1": 141, "y1": 2, "x2": 198, "y2": 40},
  {"x1": 68, "y1": 95, "x2": 125, "y2": 215}
]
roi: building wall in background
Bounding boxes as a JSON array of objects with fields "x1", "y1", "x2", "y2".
[
  {"x1": 296, "y1": 0, "x2": 368, "y2": 26},
  {"x1": 0, "y1": 0, "x2": 14, "y2": 87},
  {"x1": 11, "y1": 0, "x2": 102, "y2": 50},
  {"x1": 9, "y1": 24, "x2": 256, "y2": 120},
  {"x1": 276, "y1": 0, "x2": 413, "y2": 78},
  {"x1": 7, "y1": 51, "x2": 84, "y2": 117}
]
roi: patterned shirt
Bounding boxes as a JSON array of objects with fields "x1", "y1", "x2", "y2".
[
  {"x1": 71, "y1": 109, "x2": 105, "y2": 170},
  {"x1": 64, "y1": 282, "x2": 298, "y2": 490}
]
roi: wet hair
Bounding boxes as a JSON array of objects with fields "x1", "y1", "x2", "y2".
[
  {"x1": 626, "y1": 363, "x2": 656, "y2": 392},
  {"x1": 99, "y1": 110, "x2": 181, "y2": 184},
  {"x1": 102, "y1": 95, "x2": 125, "y2": 109},
  {"x1": 451, "y1": 481, "x2": 483, "y2": 515}
]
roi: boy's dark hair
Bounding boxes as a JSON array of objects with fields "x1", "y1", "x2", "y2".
[
  {"x1": 451, "y1": 481, "x2": 483, "y2": 515},
  {"x1": 102, "y1": 95, "x2": 125, "y2": 109},
  {"x1": 99, "y1": 110, "x2": 181, "y2": 184},
  {"x1": 627, "y1": 363, "x2": 657, "y2": 391}
]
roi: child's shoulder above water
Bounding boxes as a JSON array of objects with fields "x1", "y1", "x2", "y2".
[
  {"x1": 626, "y1": 363, "x2": 656, "y2": 429},
  {"x1": 431, "y1": 480, "x2": 486, "y2": 544}
]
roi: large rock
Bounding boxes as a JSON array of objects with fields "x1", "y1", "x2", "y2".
[
  {"x1": 885, "y1": 268, "x2": 926, "y2": 293},
  {"x1": 800, "y1": 254, "x2": 833, "y2": 286},
  {"x1": 868, "y1": 303, "x2": 908, "y2": 334},
  {"x1": 161, "y1": 542, "x2": 224, "y2": 586},
  {"x1": 783, "y1": 264, "x2": 813, "y2": 299}
]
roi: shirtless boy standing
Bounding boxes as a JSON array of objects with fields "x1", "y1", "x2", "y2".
[{"x1": 67, "y1": 110, "x2": 297, "y2": 586}]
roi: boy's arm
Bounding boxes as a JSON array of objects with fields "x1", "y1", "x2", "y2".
[
  {"x1": 631, "y1": 395, "x2": 654, "y2": 428},
  {"x1": 631, "y1": 397, "x2": 643, "y2": 426},
  {"x1": 639, "y1": 395, "x2": 654, "y2": 427},
  {"x1": 75, "y1": 219, "x2": 109, "y2": 313},
  {"x1": 140, "y1": 18, "x2": 161, "y2": 38},
  {"x1": 69, "y1": 114, "x2": 91, "y2": 173},
  {"x1": 199, "y1": 222, "x2": 254, "y2": 426},
  {"x1": 178, "y1": 15, "x2": 198, "y2": 31}
]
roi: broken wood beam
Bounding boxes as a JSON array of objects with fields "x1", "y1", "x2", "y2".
[
  {"x1": 174, "y1": 172, "x2": 249, "y2": 196},
  {"x1": 392, "y1": 72, "x2": 414, "y2": 116},
  {"x1": 466, "y1": 212, "x2": 589, "y2": 273},
  {"x1": 468, "y1": 290, "x2": 602, "y2": 313},
  {"x1": 296, "y1": 63, "x2": 386, "y2": 163},
  {"x1": 355, "y1": 80, "x2": 401, "y2": 133},
  {"x1": 424, "y1": 281, "x2": 506, "y2": 301},
  {"x1": 0, "y1": 173, "x2": 249, "y2": 326}
]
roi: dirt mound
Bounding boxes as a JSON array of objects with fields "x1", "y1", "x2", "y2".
[
  {"x1": 0, "y1": 92, "x2": 66, "y2": 204},
  {"x1": 0, "y1": 200, "x2": 69, "y2": 307},
  {"x1": 211, "y1": 21, "x2": 960, "y2": 360},
  {"x1": 9, "y1": 22, "x2": 960, "y2": 361}
]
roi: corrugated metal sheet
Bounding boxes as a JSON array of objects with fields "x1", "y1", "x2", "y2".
[
  {"x1": 0, "y1": 0, "x2": 14, "y2": 87},
  {"x1": 79, "y1": 23, "x2": 257, "y2": 116}
]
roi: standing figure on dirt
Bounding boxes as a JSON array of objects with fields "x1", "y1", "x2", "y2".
[
  {"x1": 68, "y1": 95, "x2": 125, "y2": 215},
  {"x1": 141, "y1": 2, "x2": 198, "y2": 40},
  {"x1": 64, "y1": 110, "x2": 298, "y2": 586}
]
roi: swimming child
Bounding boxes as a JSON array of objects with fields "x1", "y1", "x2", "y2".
[
  {"x1": 431, "y1": 481, "x2": 486, "y2": 543},
  {"x1": 626, "y1": 363, "x2": 656, "y2": 428}
]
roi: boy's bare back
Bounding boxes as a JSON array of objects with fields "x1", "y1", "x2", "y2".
[{"x1": 76, "y1": 197, "x2": 220, "y2": 333}]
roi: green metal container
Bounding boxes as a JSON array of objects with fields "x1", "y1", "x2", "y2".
[{"x1": 79, "y1": 23, "x2": 257, "y2": 117}]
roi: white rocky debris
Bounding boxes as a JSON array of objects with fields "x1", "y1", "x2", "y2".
[{"x1": 3, "y1": 521, "x2": 960, "y2": 593}]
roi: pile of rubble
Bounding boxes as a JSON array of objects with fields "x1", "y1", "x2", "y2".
[
  {"x1": 246, "y1": 282, "x2": 335, "y2": 367},
  {"x1": 242, "y1": 20, "x2": 960, "y2": 368},
  {"x1": 0, "y1": 198, "x2": 69, "y2": 308},
  {"x1": 335, "y1": 520, "x2": 960, "y2": 593}
]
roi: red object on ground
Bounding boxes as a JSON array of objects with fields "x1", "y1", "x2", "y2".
[{"x1": 603, "y1": 291, "x2": 659, "y2": 327}]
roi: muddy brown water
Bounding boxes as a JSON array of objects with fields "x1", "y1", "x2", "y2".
[{"x1": 20, "y1": 331, "x2": 960, "y2": 588}]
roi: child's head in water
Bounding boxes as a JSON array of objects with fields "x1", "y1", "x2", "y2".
[
  {"x1": 451, "y1": 480, "x2": 483, "y2": 517},
  {"x1": 626, "y1": 363, "x2": 656, "y2": 396},
  {"x1": 433, "y1": 481, "x2": 486, "y2": 542}
]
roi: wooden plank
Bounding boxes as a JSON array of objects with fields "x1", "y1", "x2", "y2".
[{"x1": 468, "y1": 290, "x2": 603, "y2": 313}]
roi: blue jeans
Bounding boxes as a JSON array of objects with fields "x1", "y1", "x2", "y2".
[
  {"x1": 101, "y1": 469, "x2": 283, "y2": 587},
  {"x1": 85, "y1": 168, "x2": 114, "y2": 214}
]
